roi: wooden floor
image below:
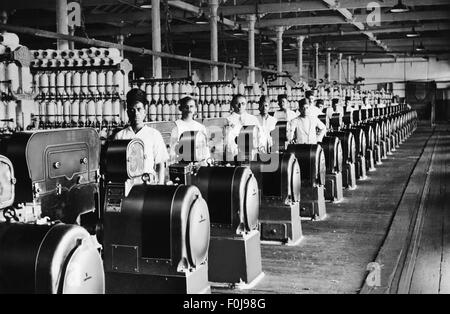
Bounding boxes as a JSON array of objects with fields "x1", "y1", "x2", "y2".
[
  {"x1": 212, "y1": 124, "x2": 438, "y2": 294},
  {"x1": 388, "y1": 125, "x2": 450, "y2": 294}
]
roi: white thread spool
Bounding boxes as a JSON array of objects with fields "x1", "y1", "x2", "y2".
[
  {"x1": 63, "y1": 100, "x2": 71, "y2": 124},
  {"x1": 71, "y1": 99, "x2": 80, "y2": 123},
  {"x1": 112, "y1": 98, "x2": 121, "y2": 124},
  {"x1": 48, "y1": 72, "x2": 57, "y2": 95},
  {"x1": 106, "y1": 70, "x2": 114, "y2": 94},
  {"x1": 0, "y1": 33, "x2": 20, "y2": 50},
  {"x1": 103, "y1": 99, "x2": 113, "y2": 123}
]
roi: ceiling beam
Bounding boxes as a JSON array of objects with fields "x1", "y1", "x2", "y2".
[
  {"x1": 277, "y1": 22, "x2": 450, "y2": 38},
  {"x1": 321, "y1": 0, "x2": 390, "y2": 53},
  {"x1": 257, "y1": 10, "x2": 450, "y2": 28},
  {"x1": 218, "y1": 0, "x2": 450, "y2": 16},
  {"x1": 2, "y1": 0, "x2": 448, "y2": 13}
]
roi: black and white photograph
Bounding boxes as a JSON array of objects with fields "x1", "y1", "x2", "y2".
[{"x1": 0, "y1": 0, "x2": 449, "y2": 300}]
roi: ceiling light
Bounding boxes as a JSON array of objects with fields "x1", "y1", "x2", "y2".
[
  {"x1": 416, "y1": 42, "x2": 425, "y2": 52},
  {"x1": 232, "y1": 24, "x2": 245, "y2": 36},
  {"x1": 195, "y1": 12, "x2": 209, "y2": 25},
  {"x1": 139, "y1": 1, "x2": 152, "y2": 9},
  {"x1": 261, "y1": 35, "x2": 272, "y2": 45},
  {"x1": 406, "y1": 26, "x2": 419, "y2": 38},
  {"x1": 390, "y1": 0, "x2": 409, "y2": 13}
]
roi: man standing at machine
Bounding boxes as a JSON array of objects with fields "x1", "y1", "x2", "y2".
[
  {"x1": 311, "y1": 98, "x2": 325, "y2": 117},
  {"x1": 332, "y1": 98, "x2": 345, "y2": 116},
  {"x1": 169, "y1": 96, "x2": 210, "y2": 163},
  {"x1": 114, "y1": 88, "x2": 169, "y2": 184},
  {"x1": 288, "y1": 98, "x2": 327, "y2": 144},
  {"x1": 256, "y1": 95, "x2": 277, "y2": 152},
  {"x1": 273, "y1": 94, "x2": 298, "y2": 122},
  {"x1": 226, "y1": 94, "x2": 266, "y2": 161}
]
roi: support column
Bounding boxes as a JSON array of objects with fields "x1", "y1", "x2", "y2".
[
  {"x1": 247, "y1": 14, "x2": 256, "y2": 84},
  {"x1": 68, "y1": 26, "x2": 75, "y2": 50},
  {"x1": 152, "y1": 0, "x2": 162, "y2": 78},
  {"x1": 56, "y1": 0, "x2": 69, "y2": 50},
  {"x1": 326, "y1": 51, "x2": 331, "y2": 83},
  {"x1": 338, "y1": 53, "x2": 343, "y2": 84},
  {"x1": 347, "y1": 55, "x2": 352, "y2": 84},
  {"x1": 117, "y1": 34, "x2": 125, "y2": 58},
  {"x1": 354, "y1": 58, "x2": 357, "y2": 86},
  {"x1": 315, "y1": 43, "x2": 319, "y2": 87},
  {"x1": 297, "y1": 36, "x2": 305, "y2": 82},
  {"x1": 276, "y1": 26, "x2": 284, "y2": 85},
  {"x1": 210, "y1": 0, "x2": 219, "y2": 81}
]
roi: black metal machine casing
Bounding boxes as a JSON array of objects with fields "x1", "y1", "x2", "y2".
[
  {"x1": 169, "y1": 131, "x2": 263, "y2": 286},
  {"x1": 0, "y1": 155, "x2": 15, "y2": 210},
  {"x1": 327, "y1": 131, "x2": 357, "y2": 190},
  {"x1": 0, "y1": 223, "x2": 105, "y2": 294},
  {"x1": 0, "y1": 154, "x2": 105, "y2": 294},
  {"x1": 320, "y1": 136, "x2": 344, "y2": 202},
  {"x1": 104, "y1": 184, "x2": 211, "y2": 294},
  {"x1": 287, "y1": 144, "x2": 327, "y2": 220},
  {"x1": 0, "y1": 128, "x2": 101, "y2": 224},
  {"x1": 346, "y1": 127, "x2": 368, "y2": 180},
  {"x1": 102, "y1": 138, "x2": 210, "y2": 294},
  {"x1": 250, "y1": 153, "x2": 303, "y2": 244}
]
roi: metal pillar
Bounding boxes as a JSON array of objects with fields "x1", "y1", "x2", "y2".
[
  {"x1": 276, "y1": 26, "x2": 284, "y2": 85},
  {"x1": 152, "y1": 0, "x2": 162, "y2": 78},
  {"x1": 338, "y1": 53, "x2": 343, "y2": 84},
  {"x1": 56, "y1": 0, "x2": 69, "y2": 50},
  {"x1": 247, "y1": 14, "x2": 256, "y2": 84},
  {"x1": 327, "y1": 51, "x2": 331, "y2": 83},
  {"x1": 210, "y1": 0, "x2": 219, "y2": 81},
  {"x1": 117, "y1": 34, "x2": 125, "y2": 58},
  {"x1": 297, "y1": 36, "x2": 305, "y2": 81},
  {"x1": 347, "y1": 55, "x2": 352, "y2": 84},
  {"x1": 315, "y1": 43, "x2": 320, "y2": 86}
]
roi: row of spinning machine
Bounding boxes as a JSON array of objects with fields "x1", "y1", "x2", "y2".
[{"x1": 0, "y1": 102, "x2": 417, "y2": 293}]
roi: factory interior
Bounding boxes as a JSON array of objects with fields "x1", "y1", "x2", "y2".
[{"x1": 0, "y1": 0, "x2": 449, "y2": 296}]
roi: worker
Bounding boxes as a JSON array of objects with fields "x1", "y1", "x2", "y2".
[
  {"x1": 332, "y1": 98, "x2": 344, "y2": 116},
  {"x1": 273, "y1": 94, "x2": 298, "y2": 122},
  {"x1": 226, "y1": 94, "x2": 266, "y2": 161},
  {"x1": 256, "y1": 95, "x2": 277, "y2": 152},
  {"x1": 114, "y1": 88, "x2": 169, "y2": 184},
  {"x1": 311, "y1": 98, "x2": 325, "y2": 117},
  {"x1": 169, "y1": 96, "x2": 210, "y2": 163},
  {"x1": 288, "y1": 98, "x2": 327, "y2": 144}
]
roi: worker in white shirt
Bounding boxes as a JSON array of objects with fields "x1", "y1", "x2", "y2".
[
  {"x1": 332, "y1": 98, "x2": 344, "y2": 116},
  {"x1": 226, "y1": 94, "x2": 266, "y2": 161},
  {"x1": 169, "y1": 96, "x2": 210, "y2": 163},
  {"x1": 114, "y1": 88, "x2": 169, "y2": 184},
  {"x1": 256, "y1": 95, "x2": 277, "y2": 152},
  {"x1": 310, "y1": 98, "x2": 325, "y2": 117},
  {"x1": 273, "y1": 94, "x2": 298, "y2": 122},
  {"x1": 288, "y1": 98, "x2": 327, "y2": 144}
]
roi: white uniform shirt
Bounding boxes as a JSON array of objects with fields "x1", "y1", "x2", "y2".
[
  {"x1": 256, "y1": 114, "x2": 278, "y2": 151},
  {"x1": 273, "y1": 109, "x2": 299, "y2": 122},
  {"x1": 114, "y1": 125, "x2": 169, "y2": 174},
  {"x1": 310, "y1": 106, "x2": 324, "y2": 118},
  {"x1": 226, "y1": 112, "x2": 266, "y2": 160},
  {"x1": 169, "y1": 119, "x2": 210, "y2": 162},
  {"x1": 288, "y1": 116, "x2": 327, "y2": 144}
]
